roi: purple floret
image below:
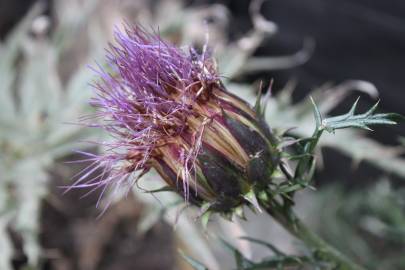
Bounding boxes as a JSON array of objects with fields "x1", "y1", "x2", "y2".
[{"x1": 74, "y1": 24, "x2": 219, "y2": 198}]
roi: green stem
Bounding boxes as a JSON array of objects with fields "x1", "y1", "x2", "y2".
[
  {"x1": 265, "y1": 203, "x2": 365, "y2": 270},
  {"x1": 294, "y1": 128, "x2": 323, "y2": 178}
]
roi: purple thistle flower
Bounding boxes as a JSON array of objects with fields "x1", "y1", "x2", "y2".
[{"x1": 76, "y1": 24, "x2": 280, "y2": 213}]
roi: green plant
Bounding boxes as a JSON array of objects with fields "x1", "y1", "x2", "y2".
[{"x1": 0, "y1": 3, "x2": 102, "y2": 268}]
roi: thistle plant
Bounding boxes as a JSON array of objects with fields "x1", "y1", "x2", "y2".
[{"x1": 78, "y1": 24, "x2": 403, "y2": 270}]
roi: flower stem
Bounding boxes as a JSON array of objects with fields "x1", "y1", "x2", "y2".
[{"x1": 264, "y1": 203, "x2": 365, "y2": 270}]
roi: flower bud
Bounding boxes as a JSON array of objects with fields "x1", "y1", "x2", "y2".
[{"x1": 82, "y1": 25, "x2": 279, "y2": 214}]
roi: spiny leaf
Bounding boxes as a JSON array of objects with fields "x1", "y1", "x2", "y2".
[{"x1": 323, "y1": 99, "x2": 403, "y2": 132}]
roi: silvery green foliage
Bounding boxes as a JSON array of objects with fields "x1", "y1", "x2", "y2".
[
  {"x1": 0, "y1": 2, "x2": 102, "y2": 268},
  {"x1": 308, "y1": 180, "x2": 405, "y2": 270}
]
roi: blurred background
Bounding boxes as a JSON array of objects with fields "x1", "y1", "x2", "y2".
[{"x1": 0, "y1": 0, "x2": 404, "y2": 269}]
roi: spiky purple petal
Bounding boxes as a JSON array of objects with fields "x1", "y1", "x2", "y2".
[{"x1": 79, "y1": 24, "x2": 218, "y2": 196}]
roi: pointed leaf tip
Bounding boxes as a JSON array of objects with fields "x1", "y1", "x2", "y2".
[
  {"x1": 348, "y1": 96, "x2": 360, "y2": 116},
  {"x1": 243, "y1": 190, "x2": 262, "y2": 213},
  {"x1": 309, "y1": 96, "x2": 322, "y2": 129}
]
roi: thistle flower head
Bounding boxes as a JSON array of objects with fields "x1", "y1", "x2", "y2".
[{"x1": 79, "y1": 24, "x2": 279, "y2": 213}]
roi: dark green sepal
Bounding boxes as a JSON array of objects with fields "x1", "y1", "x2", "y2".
[
  {"x1": 223, "y1": 110, "x2": 271, "y2": 156},
  {"x1": 247, "y1": 151, "x2": 276, "y2": 186},
  {"x1": 198, "y1": 145, "x2": 247, "y2": 210},
  {"x1": 222, "y1": 111, "x2": 279, "y2": 185}
]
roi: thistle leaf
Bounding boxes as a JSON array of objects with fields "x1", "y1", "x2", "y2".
[{"x1": 322, "y1": 99, "x2": 403, "y2": 132}]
